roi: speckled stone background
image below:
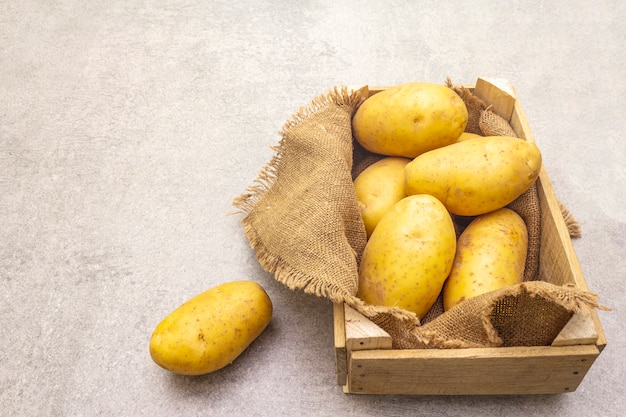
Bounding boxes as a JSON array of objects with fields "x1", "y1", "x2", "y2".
[{"x1": 1, "y1": 1, "x2": 624, "y2": 416}]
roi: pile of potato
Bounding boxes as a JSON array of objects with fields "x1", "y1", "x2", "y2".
[{"x1": 353, "y1": 82, "x2": 541, "y2": 318}]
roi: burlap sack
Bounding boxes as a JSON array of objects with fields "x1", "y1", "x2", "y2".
[{"x1": 234, "y1": 84, "x2": 602, "y2": 349}]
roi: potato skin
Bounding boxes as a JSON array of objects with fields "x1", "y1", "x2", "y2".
[
  {"x1": 404, "y1": 136, "x2": 542, "y2": 216},
  {"x1": 354, "y1": 157, "x2": 411, "y2": 237},
  {"x1": 352, "y1": 82, "x2": 468, "y2": 158},
  {"x1": 357, "y1": 194, "x2": 457, "y2": 318},
  {"x1": 443, "y1": 208, "x2": 528, "y2": 311},
  {"x1": 455, "y1": 132, "x2": 483, "y2": 142},
  {"x1": 149, "y1": 281, "x2": 272, "y2": 375}
]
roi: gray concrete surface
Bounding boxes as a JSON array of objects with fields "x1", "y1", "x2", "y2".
[{"x1": 1, "y1": 1, "x2": 624, "y2": 416}]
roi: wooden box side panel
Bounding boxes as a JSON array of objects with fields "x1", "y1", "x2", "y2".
[
  {"x1": 506, "y1": 89, "x2": 586, "y2": 289},
  {"x1": 535, "y1": 166, "x2": 607, "y2": 349},
  {"x1": 496, "y1": 83, "x2": 605, "y2": 348},
  {"x1": 346, "y1": 345, "x2": 600, "y2": 395},
  {"x1": 333, "y1": 302, "x2": 348, "y2": 386},
  {"x1": 536, "y1": 167, "x2": 588, "y2": 288}
]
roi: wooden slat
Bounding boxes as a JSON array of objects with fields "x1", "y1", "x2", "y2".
[
  {"x1": 344, "y1": 304, "x2": 392, "y2": 351},
  {"x1": 510, "y1": 99, "x2": 537, "y2": 144},
  {"x1": 473, "y1": 77, "x2": 517, "y2": 121},
  {"x1": 534, "y1": 166, "x2": 607, "y2": 350},
  {"x1": 346, "y1": 345, "x2": 600, "y2": 395},
  {"x1": 333, "y1": 302, "x2": 347, "y2": 386},
  {"x1": 552, "y1": 312, "x2": 598, "y2": 346},
  {"x1": 536, "y1": 166, "x2": 589, "y2": 289}
]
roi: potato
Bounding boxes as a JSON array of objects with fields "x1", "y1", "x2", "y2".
[
  {"x1": 352, "y1": 82, "x2": 468, "y2": 158},
  {"x1": 405, "y1": 136, "x2": 542, "y2": 216},
  {"x1": 455, "y1": 132, "x2": 483, "y2": 142},
  {"x1": 354, "y1": 156, "x2": 411, "y2": 237},
  {"x1": 357, "y1": 194, "x2": 457, "y2": 318},
  {"x1": 149, "y1": 281, "x2": 272, "y2": 375},
  {"x1": 443, "y1": 208, "x2": 528, "y2": 311}
]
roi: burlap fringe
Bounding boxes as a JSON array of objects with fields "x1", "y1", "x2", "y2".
[
  {"x1": 346, "y1": 295, "x2": 420, "y2": 324},
  {"x1": 541, "y1": 282, "x2": 610, "y2": 313},
  {"x1": 281, "y1": 86, "x2": 366, "y2": 132},
  {"x1": 233, "y1": 86, "x2": 366, "y2": 216},
  {"x1": 238, "y1": 219, "x2": 355, "y2": 303},
  {"x1": 559, "y1": 201, "x2": 582, "y2": 238},
  {"x1": 231, "y1": 138, "x2": 283, "y2": 215}
]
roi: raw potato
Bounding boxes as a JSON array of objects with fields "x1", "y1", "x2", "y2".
[
  {"x1": 149, "y1": 281, "x2": 272, "y2": 375},
  {"x1": 358, "y1": 194, "x2": 457, "y2": 319},
  {"x1": 352, "y1": 82, "x2": 468, "y2": 158},
  {"x1": 443, "y1": 208, "x2": 528, "y2": 311},
  {"x1": 354, "y1": 156, "x2": 411, "y2": 237},
  {"x1": 405, "y1": 136, "x2": 542, "y2": 216},
  {"x1": 455, "y1": 132, "x2": 483, "y2": 142}
]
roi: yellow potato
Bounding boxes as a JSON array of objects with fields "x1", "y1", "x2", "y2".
[
  {"x1": 443, "y1": 208, "x2": 528, "y2": 311},
  {"x1": 354, "y1": 156, "x2": 411, "y2": 237},
  {"x1": 405, "y1": 136, "x2": 542, "y2": 216},
  {"x1": 150, "y1": 281, "x2": 272, "y2": 375},
  {"x1": 455, "y1": 131, "x2": 483, "y2": 142},
  {"x1": 357, "y1": 194, "x2": 457, "y2": 318},
  {"x1": 352, "y1": 82, "x2": 468, "y2": 158}
]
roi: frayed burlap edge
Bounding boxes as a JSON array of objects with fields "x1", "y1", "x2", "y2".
[
  {"x1": 560, "y1": 201, "x2": 582, "y2": 238},
  {"x1": 408, "y1": 281, "x2": 608, "y2": 349},
  {"x1": 233, "y1": 86, "x2": 366, "y2": 216}
]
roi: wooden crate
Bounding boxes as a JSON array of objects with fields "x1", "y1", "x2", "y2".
[{"x1": 334, "y1": 78, "x2": 606, "y2": 395}]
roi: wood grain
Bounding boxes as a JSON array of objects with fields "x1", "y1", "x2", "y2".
[{"x1": 346, "y1": 345, "x2": 600, "y2": 395}]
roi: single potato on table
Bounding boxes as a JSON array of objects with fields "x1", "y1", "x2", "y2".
[
  {"x1": 354, "y1": 156, "x2": 411, "y2": 237},
  {"x1": 352, "y1": 82, "x2": 468, "y2": 158},
  {"x1": 150, "y1": 280, "x2": 272, "y2": 375},
  {"x1": 358, "y1": 194, "x2": 457, "y2": 319},
  {"x1": 443, "y1": 208, "x2": 528, "y2": 311},
  {"x1": 405, "y1": 136, "x2": 542, "y2": 216}
]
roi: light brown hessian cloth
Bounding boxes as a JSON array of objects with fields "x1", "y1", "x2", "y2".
[{"x1": 234, "y1": 84, "x2": 603, "y2": 349}]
